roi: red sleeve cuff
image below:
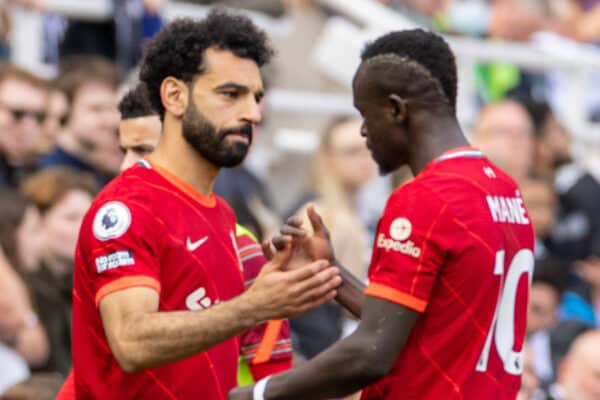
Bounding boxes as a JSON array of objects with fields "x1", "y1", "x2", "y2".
[
  {"x1": 364, "y1": 282, "x2": 427, "y2": 313},
  {"x1": 95, "y1": 276, "x2": 161, "y2": 307}
]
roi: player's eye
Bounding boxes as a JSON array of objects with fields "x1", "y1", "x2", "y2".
[{"x1": 222, "y1": 91, "x2": 239, "y2": 99}]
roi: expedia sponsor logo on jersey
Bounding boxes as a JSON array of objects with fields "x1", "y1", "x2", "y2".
[
  {"x1": 377, "y1": 234, "x2": 421, "y2": 258},
  {"x1": 376, "y1": 217, "x2": 422, "y2": 258}
]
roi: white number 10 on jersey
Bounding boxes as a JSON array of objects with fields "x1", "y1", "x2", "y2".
[{"x1": 476, "y1": 249, "x2": 534, "y2": 375}]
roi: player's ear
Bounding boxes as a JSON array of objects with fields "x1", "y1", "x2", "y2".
[
  {"x1": 161, "y1": 77, "x2": 188, "y2": 119},
  {"x1": 388, "y1": 94, "x2": 407, "y2": 125}
]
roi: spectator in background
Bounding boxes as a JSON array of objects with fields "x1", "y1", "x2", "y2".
[
  {"x1": 518, "y1": 344, "x2": 546, "y2": 400},
  {"x1": 549, "y1": 152, "x2": 600, "y2": 262},
  {"x1": 36, "y1": 74, "x2": 70, "y2": 158},
  {"x1": 117, "y1": 83, "x2": 161, "y2": 171},
  {"x1": 288, "y1": 116, "x2": 376, "y2": 359},
  {"x1": 471, "y1": 99, "x2": 534, "y2": 184},
  {"x1": 0, "y1": 189, "x2": 43, "y2": 275},
  {"x1": 517, "y1": 97, "x2": 600, "y2": 262},
  {"x1": 528, "y1": 258, "x2": 566, "y2": 336},
  {"x1": 0, "y1": 190, "x2": 49, "y2": 392},
  {"x1": 550, "y1": 330, "x2": 600, "y2": 400},
  {"x1": 21, "y1": 167, "x2": 97, "y2": 376},
  {"x1": 562, "y1": 0, "x2": 600, "y2": 43},
  {"x1": 520, "y1": 99, "x2": 572, "y2": 181},
  {"x1": 487, "y1": 0, "x2": 570, "y2": 41},
  {"x1": 0, "y1": 8, "x2": 9, "y2": 59},
  {"x1": 40, "y1": 56, "x2": 122, "y2": 186},
  {"x1": 0, "y1": 63, "x2": 48, "y2": 188},
  {"x1": 520, "y1": 175, "x2": 557, "y2": 258},
  {"x1": 560, "y1": 236, "x2": 600, "y2": 327},
  {"x1": 527, "y1": 257, "x2": 568, "y2": 385}
]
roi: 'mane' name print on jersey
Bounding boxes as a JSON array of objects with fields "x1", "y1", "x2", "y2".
[{"x1": 486, "y1": 191, "x2": 530, "y2": 225}]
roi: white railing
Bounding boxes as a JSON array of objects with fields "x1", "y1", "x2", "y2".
[{"x1": 314, "y1": 0, "x2": 600, "y2": 154}]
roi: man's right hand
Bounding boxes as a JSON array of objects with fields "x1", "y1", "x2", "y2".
[
  {"x1": 264, "y1": 205, "x2": 336, "y2": 270},
  {"x1": 242, "y1": 240, "x2": 341, "y2": 322}
]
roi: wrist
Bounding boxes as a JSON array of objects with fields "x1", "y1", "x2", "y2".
[
  {"x1": 232, "y1": 291, "x2": 265, "y2": 329},
  {"x1": 253, "y1": 376, "x2": 271, "y2": 400}
]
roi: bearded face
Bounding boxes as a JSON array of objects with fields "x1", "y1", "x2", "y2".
[{"x1": 182, "y1": 96, "x2": 253, "y2": 168}]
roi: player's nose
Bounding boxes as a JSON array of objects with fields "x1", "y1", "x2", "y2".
[
  {"x1": 360, "y1": 121, "x2": 368, "y2": 137},
  {"x1": 241, "y1": 97, "x2": 262, "y2": 125}
]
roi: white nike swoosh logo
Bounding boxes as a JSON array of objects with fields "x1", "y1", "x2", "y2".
[{"x1": 186, "y1": 236, "x2": 208, "y2": 251}]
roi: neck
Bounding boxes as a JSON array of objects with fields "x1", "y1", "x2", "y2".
[
  {"x1": 407, "y1": 111, "x2": 470, "y2": 175},
  {"x1": 149, "y1": 118, "x2": 219, "y2": 197}
]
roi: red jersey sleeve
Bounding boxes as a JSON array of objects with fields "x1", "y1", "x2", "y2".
[
  {"x1": 236, "y1": 230, "x2": 292, "y2": 378},
  {"x1": 365, "y1": 182, "x2": 449, "y2": 313},
  {"x1": 80, "y1": 199, "x2": 162, "y2": 307}
]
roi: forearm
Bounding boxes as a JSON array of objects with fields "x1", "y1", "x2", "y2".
[
  {"x1": 334, "y1": 260, "x2": 365, "y2": 319},
  {"x1": 264, "y1": 334, "x2": 382, "y2": 400},
  {"x1": 111, "y1": 294, "x2": 260, "y2": 372}
]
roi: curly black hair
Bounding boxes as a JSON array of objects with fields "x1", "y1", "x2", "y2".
[
  {"x1": 361, "y1": 29, "x2": 457, "y2": 110},
  {"x1": 140, "y1": 9, "x2": 274, "y2": 120},
  {"x1": 118, "y1": 83, "x2": 156, "y2": 120}
]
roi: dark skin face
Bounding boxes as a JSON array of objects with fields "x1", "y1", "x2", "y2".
[{"x1": 353, "y1": 64, "x2": 410, "y2": 175}]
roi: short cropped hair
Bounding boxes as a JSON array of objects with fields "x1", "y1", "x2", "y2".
[
  {"x1": 0, "y1": 62, "x2": 47, "y2": 91},
  {"x1": 140, "y1": 9, "x2": 274, "y2": 120},
  {"x1": 361, "y1": 29, "x2": 457, "y2": 110},
  {"x1": 55, "y1": 55, "x2": 120, "y2": 106},
  {"x1": 118, "y1": 83, "x2": 156, "y2": 120},
  {"x1": 533, "y1": 257, "x2": 568, "y2": 295}
]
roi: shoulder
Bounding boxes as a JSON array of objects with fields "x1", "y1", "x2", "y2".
[
  {"x1": 386, "y1": 178, "x2": 446, "y2": 214},
  {"x1": 40, "y1": 146, "x2": 91, "y2": 171},
  {"x1": 81, "y1": 168, "x2": 160, "y2": 240},
  {"x1": 215, "y1": 194, "x2": 236, "y2": 220}
]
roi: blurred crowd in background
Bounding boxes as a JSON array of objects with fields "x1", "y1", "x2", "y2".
[{"x1": 0, "y1": 0, "x2": 599, "y2": 399}]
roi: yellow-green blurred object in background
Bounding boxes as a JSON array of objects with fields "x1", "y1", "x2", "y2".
[{"x1": 475, "y1": 63, "x2": 521, "y2": 102}]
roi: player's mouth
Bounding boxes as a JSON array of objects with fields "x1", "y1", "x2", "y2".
[{"x1": 224, "y1": 132, "x2": 251, "y2": 145}]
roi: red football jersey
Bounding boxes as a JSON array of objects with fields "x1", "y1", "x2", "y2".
[
  {"x1": 362, "y1": 147, "x2": 534, "y2": 400},
  {"x1": 72, "y1": 160, "x2": 244, "y2": 399}
]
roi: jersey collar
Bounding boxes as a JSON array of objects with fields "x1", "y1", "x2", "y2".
[
  {"x1": 435, "y1": 146, "x2": 484, "y2": 162},
  {"x1": 141, "y1": 158, "x2": 216, "y2": 208}
]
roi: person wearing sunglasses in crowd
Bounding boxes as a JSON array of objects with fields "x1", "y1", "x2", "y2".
[{"x1": 0, "y1": 63, "x2": 48, "y2": 188}]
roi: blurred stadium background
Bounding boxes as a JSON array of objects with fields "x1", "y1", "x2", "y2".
[{"x1": 1, "y1": 1, "x2": 600, "y2": 399}]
